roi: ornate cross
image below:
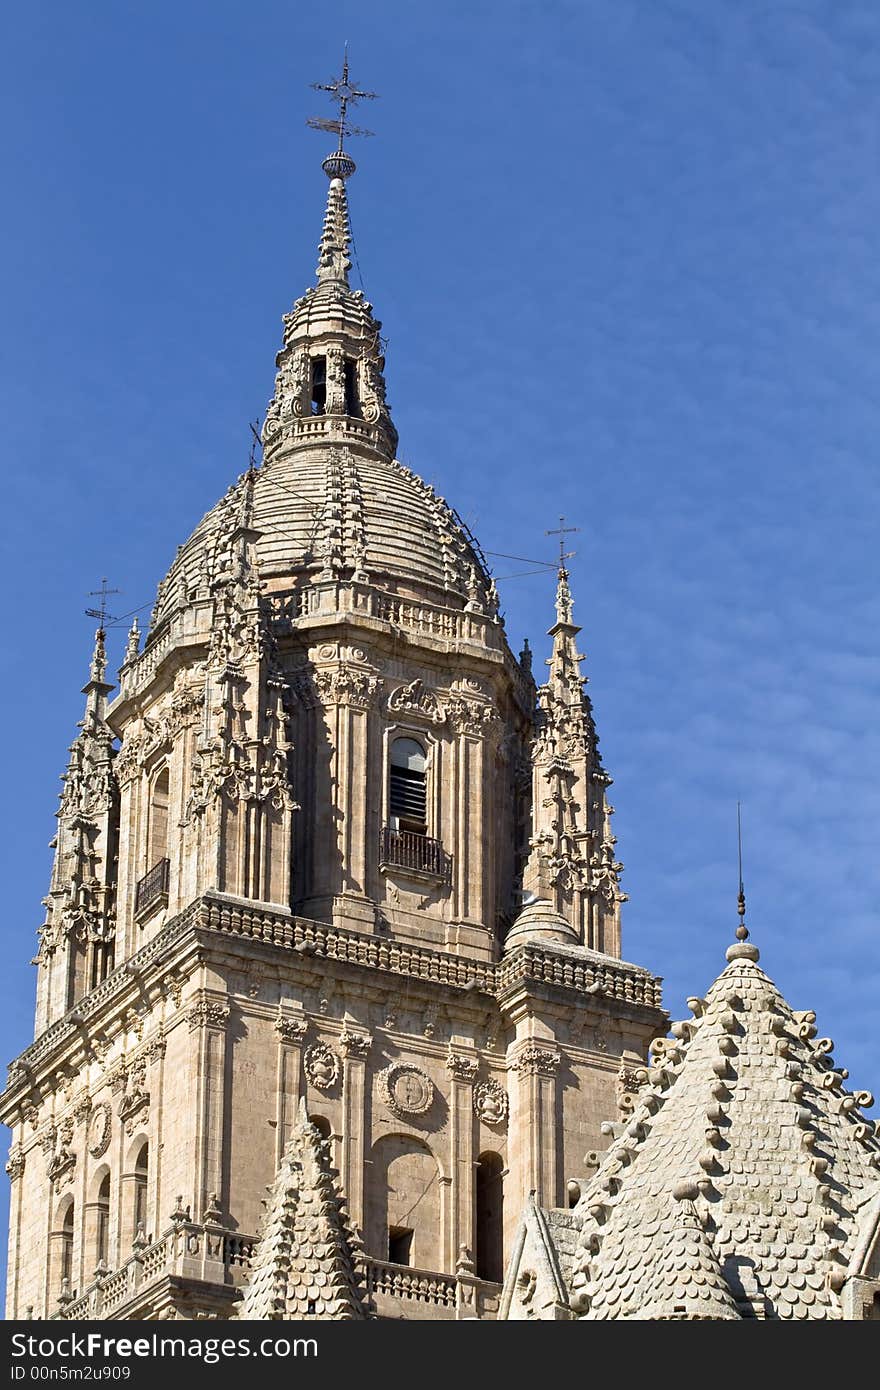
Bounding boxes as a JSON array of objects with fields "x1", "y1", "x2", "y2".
[
  {"x1": 85, "y1": 578, "x2": 121, "y2": 633},
  {"x1": 546, "y1": 516, "x2": 579, "y2": 568},
  {"x1": 308, "y1": 50, "x2": 378, "y2": 150}
]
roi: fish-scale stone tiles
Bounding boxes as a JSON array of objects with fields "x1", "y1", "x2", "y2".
[
  {"x1": 567, "y1": 938, "x2": 879, "y2": 1320},
  {"x1": 237, "y1": 1100, "x2": 368, "y2": 1321}
]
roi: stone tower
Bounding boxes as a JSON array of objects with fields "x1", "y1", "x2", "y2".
[{"x1": 0, "y1": 104, "x2": 666, "y2": 1321}]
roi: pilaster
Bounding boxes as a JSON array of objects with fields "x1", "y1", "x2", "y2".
[
  {"x1": 446, "y1": 1046, "x2": 479, "y2": 1270},
  {"x1": 338, "y1": 1028, "x2": 372, "y2": 1234},
  {"x1": 508, "y1": 1042, "x2": 561, "y2": 1210},
  {"x1": 187, "y1": 995, "x2": 231, "y2": 1222}
]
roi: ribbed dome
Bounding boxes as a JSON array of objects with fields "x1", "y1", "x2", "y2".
[{"x1": 148, "y1": 447, "x2": 494, "y2": 636}]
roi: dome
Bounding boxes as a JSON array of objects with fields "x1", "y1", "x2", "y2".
[
  {"x1": 504, "y1": 898, "x2": 580, "y2": 952},
  {"x1": 148, "y1": 448, "x2": 494, "y2": 637}
]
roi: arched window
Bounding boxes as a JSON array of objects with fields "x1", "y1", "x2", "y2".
[
  {"x1": 475, "y1": 1152, "x2": 504, "y2": 1284},
  {"x1": 148, "y1": 768, "x2": 170, "y2": 868},
  {"x1": 310, "y1": 356, "x2": 327, "y2": 415},
  {"x1": 61, "y1": 1202, "x2": 75, "y2": 1286},
  {"x1": 389, "y1": 738, "x2": 427, "y2": 835},
  {"x1": 95, "y1": 1173, "x2": 110, "y2": 1267},
  {"x1": 50, "y1": 1196, "x2": 75, "y2": 1297},
  {"x1": 309, "y1": 1115, "x2": 331, "y2": 1141},
  {"x1": 133, "y1": 1142, "x2": 149, "y2": 1240}
]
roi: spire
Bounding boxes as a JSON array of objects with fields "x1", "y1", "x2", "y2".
[
  {"x1": 727, "y1": 801, "x2": 759, "y2": 963},
  {"x1": 82, "y1": 626, "x2": 113, "y2": 723},
  {"x1": 514, "y1": 544, "x2": 625, "y2": 957},
  {"x1": 308, "y1": 51, "x2": 376, "y2": 286}
]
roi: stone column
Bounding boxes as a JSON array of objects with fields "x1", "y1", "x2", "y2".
[
  {"x1": 446, "y1": 1048, "x2": 479, "y2": 1271},
  {"x1": 274, "y1": 1013, "x2": 307, "y2": 1163},
  {"x1": 187, "y1": 996, "x2": 230, "y2": 1222},
  {"x1": 508, "y1": 1044, "x2": 561, "y2": 1210},
  {"x1": 338, "y1": 1029, "x2": 372, "y2": 1235}
]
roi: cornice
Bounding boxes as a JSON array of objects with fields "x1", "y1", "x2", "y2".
[{"x1": 2, "y1": 894, "x2": 664, "y2": 1120}]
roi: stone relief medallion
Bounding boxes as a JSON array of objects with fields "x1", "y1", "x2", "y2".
[
  {"x1": 304, "y1": 1043, "x2": 340, "y2": 1092},
  {"x1": 317, "y1": 644, "x2": 336, "y2": 661},
  {"x1": 473, "y1": 1080, "x2": 509, "y2": 1127},
  {"x1": 87, "y1": 1102, "x2": 112, "y2": 1159},
  {"x1": 378, "y1": 1063, "x2": 434, "y2": 1120}
]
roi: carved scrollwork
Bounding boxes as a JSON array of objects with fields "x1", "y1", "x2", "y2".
[
  {"x1": 377, "y1": 1063, "x2": 434, "y2": 1120},
  {"x1": 616, "y1": 1063, "x2": 647, "y2": 1120},
  {"x1": 387, "y1": 679, "x2": 446, "y2": 726}
]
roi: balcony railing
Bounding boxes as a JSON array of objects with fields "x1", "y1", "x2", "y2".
[
  {"x1": 380, "y1": 826, "x2": 452, "y2": 881},
  {"x1": 134, "y1": 858, "x2": 170, "y2": 920}
]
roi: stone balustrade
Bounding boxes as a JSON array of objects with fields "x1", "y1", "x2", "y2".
[
  {"x1": 55, "y1": 1223, "x2": 257, "y2": 1321},
  {"x1": 54, "y1": 1229, "x2": 501, "y2": 1322}
]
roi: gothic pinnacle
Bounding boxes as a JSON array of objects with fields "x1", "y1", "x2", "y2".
[
  {"x1": 316, "y1": 176, "x2": 353, "y2": 286},
  {"x1": 88, "y1": 627, "x2": 107, "y2": 687},
  {"x1": 555, "y1": 564, "x2": 574, "y2": 627}
]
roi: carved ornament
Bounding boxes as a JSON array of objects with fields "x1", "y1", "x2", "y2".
[
  {"x1": 473, "y1": 1079, "x2": 509, "y2": 1127},
  {"x1": 377, "y1": 1063, "x2": 434, "y2": 1120},
  {"x1": 87, "y1": 1102, "x2": 112, "y2": 1159},
  {"x1": 387, "y1": 679, "x2": 446, "y2": 726},
  {"x1": 304, "y1": 1043, "x2": 340, "y2": 1092}
]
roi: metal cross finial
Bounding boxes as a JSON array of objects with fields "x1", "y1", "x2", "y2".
[
  {"x1": 736, "y1": 801, "x2": 749, "y2": 941},
  {"x1": 85, "y1": 578, "x2": 121, "y2": 634},
  {"x1": 248, "y1": 419, "x2": 262, "y2": 471},
  {"x1": 546, "y1": 516, "x2": 579, "y2": 569},
  {"x1": 308, "y1": 50, "x2": 378, "y2": 152}
]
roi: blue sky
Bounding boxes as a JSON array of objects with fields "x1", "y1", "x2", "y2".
[{"x1": 1, "y1": 0, "x2": 878, "y2": 1296}]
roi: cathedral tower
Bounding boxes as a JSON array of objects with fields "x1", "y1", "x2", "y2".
[{"x1": 1, "y1": 68, "x2": 665, "y2": 1320}]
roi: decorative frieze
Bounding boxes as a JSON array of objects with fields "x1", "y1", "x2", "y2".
[
  {"x1": 447, "y1": 695, "x2": 503, "y2": 740},
  {"x1": 314, "y1": 666, "x2": 381, "y2": 710}
]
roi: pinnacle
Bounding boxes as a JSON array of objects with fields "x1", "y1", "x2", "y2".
[{"x1": 316, "y1": 177, "x2": 352, "y2": 287}]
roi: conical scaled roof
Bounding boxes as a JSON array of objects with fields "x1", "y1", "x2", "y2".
[
  {"x1": 237, "y1": 1100, "x2": 369, "y2": 1320},
  {"x1": 570, "y1": 934, "x2": 879, "y2": 1320}
]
